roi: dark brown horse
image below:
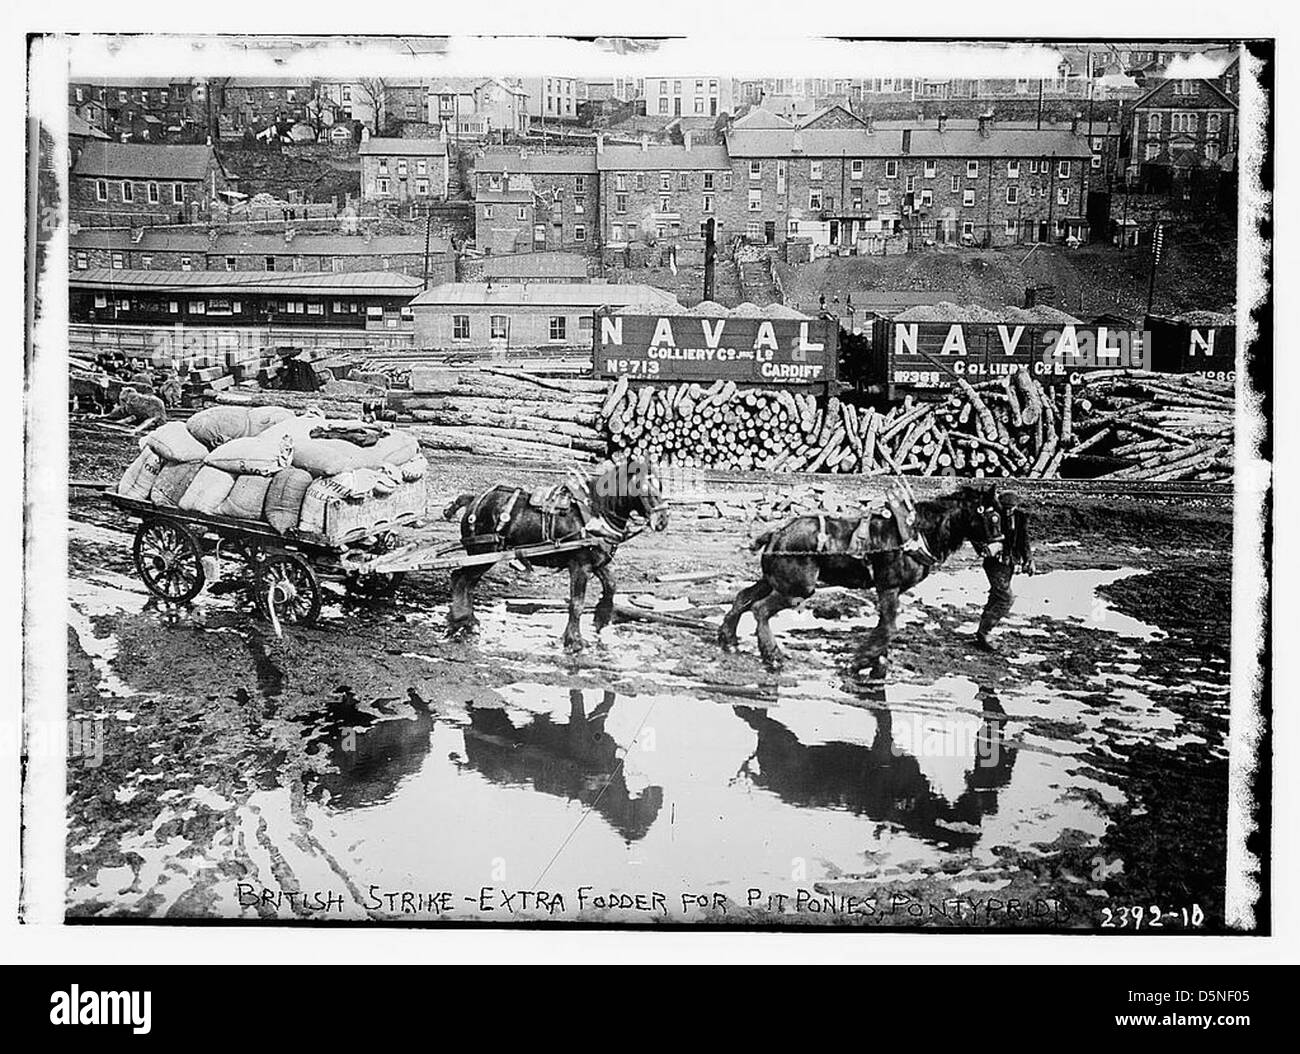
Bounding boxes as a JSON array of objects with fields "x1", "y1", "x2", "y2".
[
  {"x1": 719, "y1": 485, "x2": 1016, "y2": 672},
  {"x1": 443, "y1": 458, "x2": 669, "y2": 651}
]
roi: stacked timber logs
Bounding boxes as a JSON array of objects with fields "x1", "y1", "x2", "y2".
[
  {"x1": 386, "y1": 367, "x2": 608, "y2": 464},
  {"x1": 215, "y1": 379, "x2": 384, "y2": 420},
  {"x1": 597, "y1": 368, "x2": 1234, "y2": 481}
]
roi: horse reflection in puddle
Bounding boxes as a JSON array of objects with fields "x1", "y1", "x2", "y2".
[
  {"x1": 459, "y1": 688, "x2": 664, "y2": 843},
  {"x1": 732, "y1": 684, "x2": 1017, "y2": 848}
]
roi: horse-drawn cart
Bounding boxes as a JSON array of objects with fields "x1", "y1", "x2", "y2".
[{"x1": 107, "y1": 492, "x2": 601, "y2": 633}]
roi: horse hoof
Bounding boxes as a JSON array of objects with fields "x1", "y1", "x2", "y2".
[
  {"x1": 761, "y1": 650, "x2": 785, "y2": 671},
  {"x1": 563, "y1": 637, "x2": 586, "y2": 654},
  {"x1": 974, "y1": 633, "x2": 998, "y2": 653},
  {"x1": 717, "y1": 633, "x2": 738, "y2": 652}
]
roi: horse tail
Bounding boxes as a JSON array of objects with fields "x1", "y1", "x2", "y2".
[
  {"x1": 442, "y1": 491, "x2": 477, "y2": 522},
  {"x1": 749, "y1": 528, "x2": 776, "y2": 552}
]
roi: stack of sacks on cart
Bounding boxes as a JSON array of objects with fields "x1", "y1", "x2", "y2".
[{"x1": 117, "y1": 405, "x2": 428, "y2": 545}]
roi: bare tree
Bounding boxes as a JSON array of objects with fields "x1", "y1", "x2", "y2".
[
  {"x1": 356, "y1": 78, "x2": 389, "y2": 135},
  {"x1": 304, "y1": 80, "x2": 335, "y2": 141}
]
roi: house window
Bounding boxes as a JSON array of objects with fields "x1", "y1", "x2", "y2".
[
  {"x1": 1147, "y1": 113, "x2": 1161, "y2": 133},
  {"x1": 722, "y1": 172, "x2": 732, "y2": 190},
  {"x1": 951, "y1": 175, "x2": 961, "y2": 192},
  {"x1": 923, "y1": 159, "x2": 936, "y2": 178},
  {"x1": 575, "y1": 175, "x2": 586, "y2": 194},
  {"x1": 920, "y1": 189, "x2": 933, "y2": 207},
  {"x1": 749, "y1": 160, "x2": 762, "y2": 180},
  {"x1": 1006, "y1": 185, "x2": 1019, "y2": 204},
  {"x1": 417, "y1": 159, "x2": 428, "y2": 176},
  {"x1": 378, "y1": 159, "x2": 389, "y2": 174},
  {"x1": 615, "y1": 174, "x2": 626, "y2": 192},
  {"x1": 265, "y1": 256, "x2": 276, "y2": 271},
  {"x1": 703, "y1": 194, "x2": 714, "y2": 213},
  {"x1": 905, "y1": 175, "x2": 916, "y2": 193},
  {"x1": 746, "y1": 220, "x2": 762, "y2": 239},
  {"x1": 1145, "y1": 143, "x2": 1160, "y2": 161},
  {"x1": 1057, "y1": 160, "x2": 1071, "y2": 177},
  {"x1": 809, "y1": 189, "x2": 823, "y2": 210},
  {"x1": 490, "y1": 315, "x2": 508, "y2": 340},
  {"x1": 378, "y1": 178, "x2": 390, "y2": 195},
  {"x1": 877, "y1": 189, "x2": 891, "y2": 206},
  {"x1": 678, "y1": 172, "x2": 688, "y2": 191},
  {"x1": 1208, "y1": 114, "x2": 1222, "y2": 134},
  {"x1": 416, "y1": 180, "x2": 429, "y2": 195},
  {"x1": 615, "y1": 193, "x2": 627, "y2": 214},
  {"x1": 885, "y1": 160, "x2": 898, "y2": 178},
  {"x1": 1092, "y1": 154, "x2": 1102, "y2": 170},
  {"x1": 180, "y1": 257, "x2": 192, "y2": 271},
  {"x1": 1207, "y1": 142, "x2": 1220, "y2": 162},
  {"x1": 611, "y1": 223, "x2": 623, "y2": 242},
  {"x1": 93, "y1": 294, "x2": 107, "y2": 309},
  {"x1": 703, "y1": 172, "x2": 714, "y2": 191},
  {"x1": 147, "y1": 182, "x2": 159, "y2": 203},
  {"x1": 1006, "y1": 219, "x2": 1018, "y2": 237},
  {"x1": 660, "y1": 171, "x2": 671, "y2": 191},
  {"x1": 549, "y1": 316, "x2": 567, "y2": 342},
  {"x1": 307, "y1": 302, "x2": 324, "y2": 315},
  {"x1": 1007, "y1": 160, "x2": 1020, "y2": 178},
  {"x1": 578, "y1": 316, "x2": 593, "y2": 340},
  {"x1": 966, "y1": 160, "x2": 979, "y2": 178},
  {"x1": 809, "y1": 160, "x2": 823, "y2": 181},
  {"x1": 748, "y1": 189, "x2": 762, "y2": 212},
  {"x1": 636, "y1": 174, "x2": 647, "y2": 192},
  {"x1": 168, "y1": 301, "x2": 178, "y2": 314},
  {"x1": 75, "y1": 252, "x2": 88, "y2": 269},
  {"x1": 111, "y1": 252, "x2": 124, "y2": 269},
  {"x1": 121, "y1": 181, "x2": 134, "y2": 203},
  {"x1": 1058, "y1": 187, "x2": 1070, "y2": 206},
  {"x1": 517, "y1": 206, "x2": 527, "y2": 220},
  {"x1": 483, "y1": 205, "x2": 494, "y2": 219},
  {"x1": 962, "y1": 221, "x2": 974, "y2": 237},
  {"x1": 574, "y1": 224, "x2": 586, "y2": 242},
  {"x1": 225, "y1": 256, "x2": 236, "y2": 271},
  {"x1": 659, "y1": 195, "x2": 671, "y2": 212},
  {"x1": 851, "y1": 159, "x2": 863, "y2": 179},
  {"x1": 189, "y1": 300, "x2": 206, "y2": 315},
  {"x1": 1028, "y1": 160, "x2": 1039, "y2": 174},
  {"x1": 397, "y1": 159, "x2": 408, "y2": 176},
  {"x1": 95, "y1": 180, "x2": 107, "y2": 201},
  {"x1": 140, "y1": 255, "x2": 153, "y2": 269},
  {"x1": 963, "y1": 189, "x2": 975, "y2": 207},
  {"x1": 452, "y1": 315, "x2": 470, "y2": 340}
]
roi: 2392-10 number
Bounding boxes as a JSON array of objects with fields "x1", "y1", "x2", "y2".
[{"x1": 1100, "y1": 905, "x2": 1205, "y2": 929}]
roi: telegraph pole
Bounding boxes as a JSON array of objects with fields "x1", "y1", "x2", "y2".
[
  {"x1": 1146, "y1": 222, "x2": 1164, "y2": 314},
  {"x1": 703, "y1": 217, "x2": 716, "y2": 302}
]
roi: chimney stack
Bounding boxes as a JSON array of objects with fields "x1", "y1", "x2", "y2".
[
  {"x1": 596, "y1": 132, "x2": 604, "y2": 154},
  {"x1": 901, "y1": 128, "x2": 912, "y2": 155},
  {"x1": 684, "y1": 130, "x2": 692, "y2": 152},
  {"x1": 865, "y1": 114, "x2": 875, "y2": 135},
  {"x1": 978, "y1": 111, "x2": 993, "y2": 138},
  {"x1": 640, "y1": 133, "x2": 649, "y2": 152},
  {"x1": 937, "y1": 112, "x2": 948, "y2": 133},
  {"x1": 361, "y1": 125, "x2": 371, "y2": 143},
  {"x1": 1071, "y1": 111, "x2": 1082, "y2": 134}
]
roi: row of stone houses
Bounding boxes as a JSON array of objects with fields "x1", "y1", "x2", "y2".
[{"x1": 473, "y1": 104, "x2": 1100, "y2": 258}]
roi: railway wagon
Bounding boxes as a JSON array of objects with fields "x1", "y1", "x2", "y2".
[{"x1": 842, "y1": 314, "x2": 1238, "y2": 399}]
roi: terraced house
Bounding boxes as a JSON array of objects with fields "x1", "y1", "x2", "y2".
[
  {"x1": 723, "y1": 106, "x2": 1094, "y2": 250},
  {"x1": 475, "y1": 150, "x2": 599, "y2": 254},
  {"x1": 596, "y1": 134, "x2": 732, "y2": 264},
  {"x1": 358, "y1": 134, "x2": 450, "y2": 203}
]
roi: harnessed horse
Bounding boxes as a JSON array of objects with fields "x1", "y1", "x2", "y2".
[
  {"x1": 719, "y1": 484, "x2": 1026, "y2": 672},
  {"x1": 442, "y1": 458, "x2": 669, "y2": 651}
]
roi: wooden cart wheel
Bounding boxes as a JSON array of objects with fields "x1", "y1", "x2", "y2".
[
  {"x1": 257, "y1": 552, "x2": 322, "y2": 627},
  {"x1": 343, "y1": 570, "x2": 406, "y2": 600},
  {"x1": 133, "y1": 518, "x2": 205, "y2": 602}
]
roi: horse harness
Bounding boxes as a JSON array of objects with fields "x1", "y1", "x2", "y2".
[{"x1": 464, "y1": 478, "x2": 631, "y2": 551}]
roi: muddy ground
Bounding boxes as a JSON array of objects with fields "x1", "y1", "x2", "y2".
[{"x1": 64, "y1": 421, "x2": 1234, "y2": 930}]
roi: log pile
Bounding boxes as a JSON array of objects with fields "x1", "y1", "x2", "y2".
[
  {"x1": 597, "y1": 367, "x2": 1234, "y2": 481},
  {"x1": 387, "y1": 367, "x2": 608, "y2": 464}
]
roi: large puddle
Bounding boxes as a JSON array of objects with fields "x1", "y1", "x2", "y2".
[{"x1": 64, "y1": 518, "x2": 1228, "y2": 925}]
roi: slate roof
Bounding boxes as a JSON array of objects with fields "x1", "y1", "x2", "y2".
[
  {"x1": 70, "y1": 230, "x2": 451, "y2": 256},
  {"x1": 72, "y1": 143, "x2": 220, "y2": 181},
  {"x1": 596, "y1": 144, "x2": 731, "y2": 170},
  {"x1": 411, "y1": 282, "x2": 677, "y2": 308},
  {"x1": 726, "y1": 126, "x2": 1093, "y2": 159},
  {"x1": 476, "y1": 152, "x2": 599, "y2": 174},
  {"x1": 358, "y1": 137, "x2": 447, "y2": 156},
  {"x1": 71, "y1": 269, "x2": 423, "y2": 296}
]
